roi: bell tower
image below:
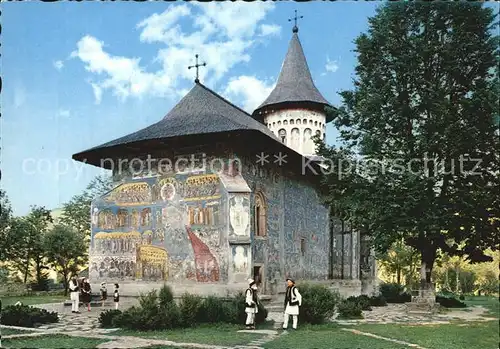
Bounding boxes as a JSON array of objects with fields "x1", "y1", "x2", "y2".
[{"x1": 252, "y1": 11, "x2": 332, "y2": 157}]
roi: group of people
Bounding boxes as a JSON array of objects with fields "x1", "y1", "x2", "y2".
[
  {"x1": 244, "y1": 277, "x2": 302, "y2": 331},
  {"x1": 68, "y1": 276, "x2": 120, "y2": 314}
]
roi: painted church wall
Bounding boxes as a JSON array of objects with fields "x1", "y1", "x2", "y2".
[
  {"x1": 240, "y1": 157, "x2": 330, "y2": 288},
  {"x1": 90, "y1": 170, "x2": 228, "y2": 284}
]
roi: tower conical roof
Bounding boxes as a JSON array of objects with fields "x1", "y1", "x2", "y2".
[{"x1": 253, "y1": 32, "x2": 330, "y2": 118}]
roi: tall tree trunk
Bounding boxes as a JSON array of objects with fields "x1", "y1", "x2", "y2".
[
  {"x1": 396, "y1": 268, "x2": 402, "y2": 284},
  {"x1": 420, "y1": 246, "x2": 437, "y2": 288}
]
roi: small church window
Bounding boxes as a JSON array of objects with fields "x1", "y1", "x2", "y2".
[
  {"x1": 283, "y1": 120, "x2": 288, "y2": 126},
  {"x1": 278, "y1": 129, "x2": 287, "y2": 144},
  {"x1": 296, "y1": 119, "x2": 301, "y2": 125},
  {"x1": 277, "y1": 121, "x2": 282, "y2": 126},
  {"x1": 254, "y1": 192, "x2": 267, "y2": 237},
  {"x1": 290, "y1": 119, "x2": 294, "y2": 125},
  {"x1": 314, "y1": 121, "x2": 318, "y2": 126},
  {"x1": 303, "y1": 118, "x2": 307, "y2": 124}
]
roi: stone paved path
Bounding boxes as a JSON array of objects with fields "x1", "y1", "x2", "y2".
[{"x1": 332, "y1": 303, "x2": 497, "y2": 325}]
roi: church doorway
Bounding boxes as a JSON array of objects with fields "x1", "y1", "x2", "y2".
[{"x1": 253, "y1": 265, "x2": 263, "y2": 288}]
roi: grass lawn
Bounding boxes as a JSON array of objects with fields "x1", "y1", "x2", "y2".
[
  {"x1": 112, "y1": 323, "x2": 264, "y2": 346},
  {"x1": 464, "y1": 296, "x2": 499, "y2": 317},
  {"x1": 356, "y1": 320, "x2": 499, "y2": 349},
  {"x1": 263, "y1": 324, "x2": 409, "y2": 349},
  {"x1": 1, "y1": 294, "x2": 67, "y2": 306},
  {"x1": 0, "y1": 335, "x2": 107, "y2": 348},
  {"x1": 1, "y1": 327, "x2": 35, "y2": 335}
]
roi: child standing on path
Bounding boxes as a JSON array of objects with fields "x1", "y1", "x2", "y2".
[
  {"x1": 81, "y1": 278, "x2": 92, "y2": 312},
  {"x1": 113, "y1": 283, "x2": 120, "y2": 310},
  {"x1": 100, "y1": 282, "x2": 108, "y2": 308}
]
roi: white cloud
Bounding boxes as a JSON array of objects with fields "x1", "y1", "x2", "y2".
[
  {"x1": 224, "y1": 75, "x2": 275, "y2": 113},
  {"x1": 322, "y1": 56, "x2": 339, "y2": 76},
  {"x1": 71, "y1": 3, "x2": 280, "y2": 104},
  {"x1": 53, "y1": 60, "x2": 64, "y2": 71},
  {"x1": 259, "y1": 24, "x2": 281, "y2": 37}
]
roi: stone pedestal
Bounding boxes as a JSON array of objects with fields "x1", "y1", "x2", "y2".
[{"x1": 405, "y1": 285, "x2": 440, "y2": 314}]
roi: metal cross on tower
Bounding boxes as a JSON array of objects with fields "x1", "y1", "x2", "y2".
[
  {"x1": 188, "y1": 54, "x2": 206, "y2": 83},
  {"x1": 288, "y1": 10, "x2": 303, "y2": 33}
]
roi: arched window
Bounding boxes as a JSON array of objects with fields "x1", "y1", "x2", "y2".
[
  {"x1": 296, "y1": 119, "x2": 301, "y2": 125},
  {"x1": 314, "y1": 121, "x2": 318, "y2": 126},
  {"x1": 278, "y1": 129, "x2": 287, "y2": 144},
  {"x1": 291, "y1": 128, "x2": 300, "y2": 149},
  {"x1": 303, "y1": 128, "x2": 313, "y2": 154},
  {"x1": 290, "y1": 119, "x2": 294, "y2": 125},
  {"x1": 283, "y1": 120, "x2": 288, "y2": 126},
  {"x1": 302, "y1": 118, "x2": 307, "y2": 124},
  {"x1": 277, "y1": 121, "x2": 282, "y2": 126},
  {"x1": 254, "y1": 192, "x2": 267, "y2": 237}
]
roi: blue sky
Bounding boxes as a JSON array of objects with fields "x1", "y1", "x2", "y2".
[{"x1": 2, "y1": 2, "x2": 382, "y2": 216}]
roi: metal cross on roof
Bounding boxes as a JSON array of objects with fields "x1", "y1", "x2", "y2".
[
  {"x1": 188, "y1": 54, "x2": 207, "y2": 83},
  {"x1": 288, "y1": 10, "x2": 303, "y2": 33}
]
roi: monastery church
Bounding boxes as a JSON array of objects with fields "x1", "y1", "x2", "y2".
[{"x1": 73, "y1": 21, "x2": 377, "y2": 298}]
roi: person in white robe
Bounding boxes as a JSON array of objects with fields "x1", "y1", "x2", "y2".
[
  {"x1": 283, "y1": 277, "x2": 302, "y2": 330},
  {"x1": 244, "y1": 278, "x2": 259, "y2": 329},
  {"x1": 69, "y1": 276, "x2": 81, "y2": 314}
]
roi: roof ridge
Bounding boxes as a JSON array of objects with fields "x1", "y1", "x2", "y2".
[{"x1": 196, "y1": 82, "x2": 253, "y2": 117}]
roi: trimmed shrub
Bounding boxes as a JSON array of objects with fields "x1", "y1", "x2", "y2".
[
  {"x1": 200, "y1": 295, "x2": 227, "y2": 323},
  {"x1": 347, "y1": 295, "x2": 372, "y2": 311},
  {"x1": 158, "y1": 284, "x2": 174, "y2": 307},
  {"x1": 298, "y1": 283, "x2": 340, "y2": 324},
  {"x1": 98, "y1": 309, "x2": 122, "y2": 328},
  {"x1": 178, "y1": 293, "x2": 204, "y2": 327},
  {"x1": 379, "y1": 283, "x2": 411, "y2": 303},
  {"x1": 2, "y1": 304, "x2": 58, "y2": 327},
  {"x1": 112, "y1": 306, "x2": 149, "y2": 331},
  {"x1": 369, "y1": 294, "x2": 388, "y2": 307},
  {"x1": 436, "y1": 295, "x2": 466, "y2": 308},
  {"x1": 337, "y1": 300, "x2": 363, "y2": 319}
]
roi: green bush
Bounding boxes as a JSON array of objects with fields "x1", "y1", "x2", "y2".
[
  {"x1": 379, "y1": 283, "x2": 411, "y2": 303},
  {"x1": 337, "y1": 300, "x2": 363, "y2": 319},
  {"x1": 178, "y1": 293, "x2": 204, "y2": 327},
  {"x1": 112, "y1": 306, "x2": 149, "y2": 330},
  {"x1": 436, "y1": 295, "x2": 467, "y2": 308},
  {"x1": 1, "y1": 304, "x2": 59, "y2": 327},
  {"x1": 111, "y1": 288, "x2": 269, "y2": 331},
  {"x1": 98, "y1": 309, "x2": 122, "y2": 328},
  {"x1": 298, "y1": 283, "x2": 340, "y2": 324},
  {"x1": 346, "y1": 295, "x2": 372, "y2": 311},
  {"x1": 369, "y1": 294, "x2": 388, "y2": 306},
  {"x1": 200, "y1": 295, "x2": 227, "y2": 323},
  {"x1": 158, "y1": 284, "x2": 174, "y2": 307}
]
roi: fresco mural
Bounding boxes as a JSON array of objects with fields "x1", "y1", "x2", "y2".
[
  {"x1": 228, "y1": 194, "x2": 250, "y2": 238},
  {"x1": 241, "y1": 156, "x2": 330, "y2": 290},
  {"x1": 90, "y1": 171, "x2": 226, "y2": 283}
]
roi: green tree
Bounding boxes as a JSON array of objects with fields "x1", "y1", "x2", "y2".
[
  {"x1": 44, "y1": 224, "x2": 87, "y2": 295},
  {"x1": 318, "y1": 2, "x2": 499, "y2": 288},
  {"x1": 60, "y1": 175, "x2": 114, "y2": 238},
  {"x1": 378, "y1": 239, "x2": 420, "y2": 286},
  {"x1": 0, "y1": 189, "x2": 13, "y2": 262},
  {"x1": 4, "y1": 206, "x2": 53, "y2": 286}
]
